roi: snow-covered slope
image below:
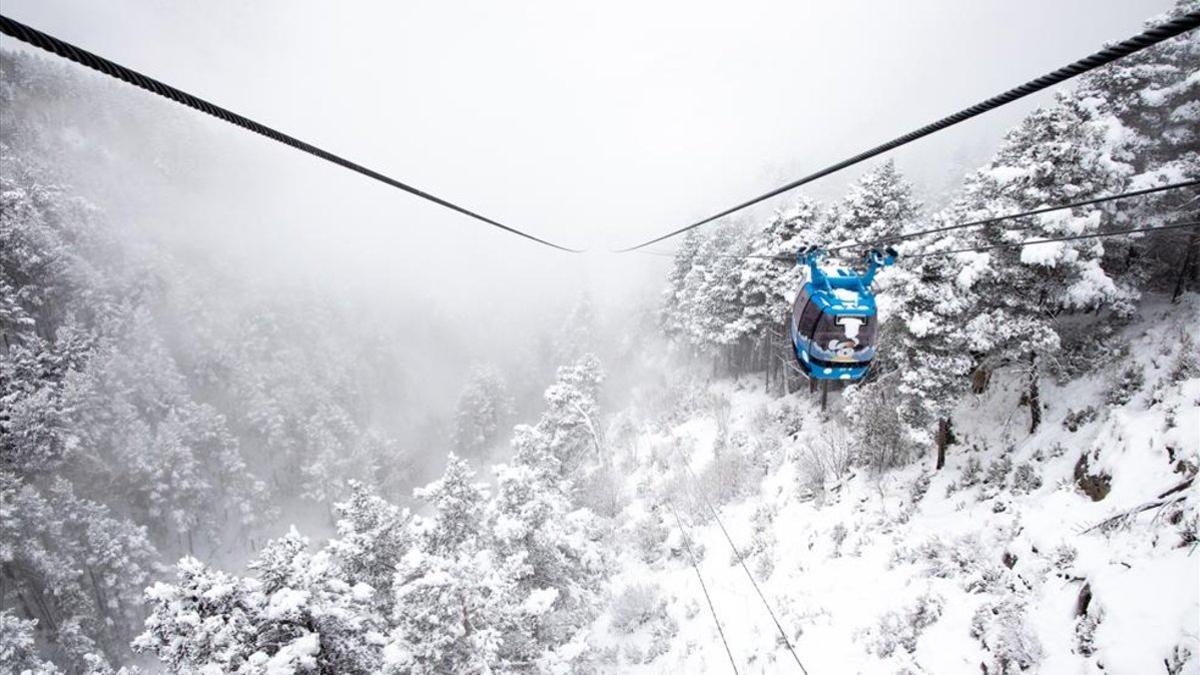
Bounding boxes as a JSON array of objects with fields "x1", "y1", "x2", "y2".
[{"x1": 592, "y1": 296, "x2": 1199, "y2": 674}]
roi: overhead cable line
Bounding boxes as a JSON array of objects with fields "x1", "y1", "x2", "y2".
[
  {"x1": 642, "y1": 182, "x2": 1200, "y2": 263},
  {"x1": 665, "y1": 498, "x2": 741, "y2": 675},
  {"x1": 614, "y1": 9, "x2": 1200, "y2": 252},
  {"x1": 0, "y1": 14, "x2": 582, "y2": 253},
  {"x1": 675, "y1": 458, "x2": 810, "y2": 674},
  {"x1": 907, "y1": 219, "x2": 1200, "y2": 259},
  {"x1": 828, "y1": 179, "x2": 1200, "y2": 254}
]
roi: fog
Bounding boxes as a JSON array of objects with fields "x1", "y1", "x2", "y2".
[{"x1": 1, "y1": 0, "x2": 1173, "y2": 436}]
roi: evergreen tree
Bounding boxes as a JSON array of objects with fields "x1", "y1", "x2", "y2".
[
  {"x1": 826, "y1": 159, "x2": 922, "y2": 254},
  {"x1": 733, "y1": 198, "x2": 821, "y2": 375},
  {"x1": 954, "y1": 93, "x2": 1134, "y2": 430},
  {"x1": 1072, "y1": 0, "x2": 1200, "y2": 292},
  {"x1": 452, "y1": 364, "x2": 515, "y2": 459},
  {"x1": 661, "y1": 230, "x2": 705, "y2": 343},
  {"x1": 877, "y1": 217, "x2": 978, "y2": 466},
  {"x1": 676, "y1": 223, "x2": 751, "y2": 358}
]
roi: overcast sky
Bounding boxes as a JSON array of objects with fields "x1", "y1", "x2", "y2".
[{"x1": 1, "y1": 0, "x2": 1175, "y2": 325}]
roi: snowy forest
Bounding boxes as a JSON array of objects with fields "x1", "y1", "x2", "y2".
[{"x1": 2, "y1": 1, "x2": 1199, "y2": 673}]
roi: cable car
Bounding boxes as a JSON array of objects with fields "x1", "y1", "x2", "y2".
[{"x1": 790, "y1": 246, "x2": 896, "y2": 382}]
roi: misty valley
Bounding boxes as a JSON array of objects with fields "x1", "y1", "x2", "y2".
[{"x1": 2, "y1": 2, "x2": 1200, "y2": 674}]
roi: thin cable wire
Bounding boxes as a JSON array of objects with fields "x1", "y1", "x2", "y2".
[
  {"x1": 908, "y1": 220, "x2": 1200, "y2": 259},
  {"x1": 648, "y1": 218, "x2": 1200, "y2": 265},
  {"x1": 827, "y1": 179, "x2": 1200, "y2": 254},
  {"x1": 676, "y1": 458, "x2": 810, "y2": 674},
  {"x1": 0, "y1": 13, "x2": 582, "y2": 253},
  {"x1": 614, "y1": 10, "x2": 1200, "y2": 252},
  {"x1": 665, "y1": 498, "x2": 741, "y2": 675}
]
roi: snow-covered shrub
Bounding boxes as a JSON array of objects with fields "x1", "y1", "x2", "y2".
[
  {"x1": 1179, "y1": 513, "x2": 1199, "y2": 549},
  {"x1": 1010, "y1": 462, "x2": 1043, "y2": 494},
  {"x1": 964, "y1": 564, "x2": 1011, "y2": 595},
  {"x1": 1166, "y1": 644, "x2": 1194, "y2": 675},
  {"x1": 845, "y1": 380, "x2": 915, "y2": 473},
  {"x1": 1105, "y1": 363, "x2": 1146, "y2": 405},
  {"x1": 830, "y1": 523, "x2": 849, "y2": 557},
  {"x1": 696, "y1": 441, "x2": 759, "y2": 505},
  {"x1": 1051, "y1": 322, "x2": 1127, "y2": 382},
  {"x1": 745, "y1": 504, "x2": 777, "y2": 579},
  {"x1": 1074, "y1": 605, "x2": 1102, "y2": 657},
  {"x1": 773, "y1": 403, "x2": 805, "y2": 438},
  {"x1": 1050, "y1": 544, "x2": 1078, "y2": 573},
  {"x1": 578, "y1": 463, "x2": 625, "y2": 517},
  {"x1": 1168, "y1": 333, "x2": 1199, "y2": 383},
  {"x1": 909, "y1": 472, "x2": 932, "y2": 503},
  {"x1": 629, "y1": 506, "x2": 669, "y2": 564},
  {"x1": 858, "y1": 591, "x2": 944, "y2": 658},
  {"x1": 797, "y1": 427, "x2": 853, "y2": 495},
  {"x1": 908, "y1": 535, "x2": 985, "y2": 581},
  {"x1": 960, "y1": 455, "x2": 984, "y2": 488},
  {"x1": 609, "y1": 584, "x2": 666, "y2": 634},
  {"x1": 970, "y1": 598, "x2": 1043, "y2": 674},
  {"x1": 985, "y1": 455, "x2": 1012, "y2": 487},
  {"x1": 662, "y1": 374, "x2": 711, "y2": 423},
  {"x1": 1062, "y1": 406, "x2": 1098, "y2": 432}
]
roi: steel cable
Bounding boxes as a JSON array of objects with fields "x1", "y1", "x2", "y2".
[
  {"x1": 615, "y1": 10, "x2": 1200, "y2": 252},
  {"x1": 0, "y1": 14, "x2": 583, "y2": 253},
  {"x1": 665, "y1": 498, "x2": 741, "y2": 675}
]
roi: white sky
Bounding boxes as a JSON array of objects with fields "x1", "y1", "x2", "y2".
[{"x1": 1, "y1": 0, "x2": 1175, "y2": 327}]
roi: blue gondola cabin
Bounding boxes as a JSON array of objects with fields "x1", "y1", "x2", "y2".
[{"x1": 790, "y1": 247, "x2": 895, "y2": 382}]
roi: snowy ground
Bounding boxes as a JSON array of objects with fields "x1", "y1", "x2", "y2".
[{"x1": 588, "y1": 297, "x2": 1200, "y2": 674}]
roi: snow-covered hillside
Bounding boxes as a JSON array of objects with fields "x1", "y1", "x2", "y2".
[{"x1": 596, "y1": 297, "x2": 1198, "y2": 674}]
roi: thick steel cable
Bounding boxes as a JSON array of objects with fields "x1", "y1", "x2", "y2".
[
  {"x1": 827, "y1": 179, "x2": 1200, "y2": 255},
  {"x1": 676, "y1": 458, "x2": 810, "y2": 674},
  {"x1": 0, "y1": 14, "x2": 582, "y2": 253},
  {"x1": 665, "y1": 498, "x2": 741, "y2": 675},
  {"x1": 615, "y1": 9, "x2": 1200, "y2": 252},
  {"x1": 907, "y1": 219, "x2": 1200, "y2": 259}
]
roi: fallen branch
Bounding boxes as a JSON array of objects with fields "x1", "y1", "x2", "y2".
[{"x1": 1081, "y1": 477, "x2": 1194, "y2": 535}]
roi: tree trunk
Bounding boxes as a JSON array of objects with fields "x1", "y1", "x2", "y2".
[
  {"x1": 763, "y1": 337, "x2": 770, "y2": 390},
  {"x1": 1028, "y1": 352, "x2": 1041, "y2": 433},
  {"x1": 935, "y1": 417, "x2": 951, "y2": 470},
  {"x1": 1172, "y1": 226, "x2": 1200, "y2": 303}
]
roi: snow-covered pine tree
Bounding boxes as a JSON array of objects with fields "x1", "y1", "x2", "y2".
[
  {"x1": 137, "y1": 535, "x2": 387, "y2": 675},
  {"x1": 954, "y1": 93, "x2": 1134, "y2": 431},
  {"x1": 412, "y1": 453, "x2": 490, "y2": 556},
  {"x1": 662, "y1": 230, "x2": 705, "y2": 344},
  {"x1": 734, "y1": 197, "x2": 820, "y2": 380},
  {"x1": 452, "y1": 364, "x2": 515, "y2": 459},
  {"x1": 554, "y1": 294, "x2": 600, "y2": 366},
  {"x1": 489, "y1": 461, "x2": 605, "y2": 669},
  {"x1": 0, "y1": 610, "x2": 61, "y2": 675},
  {"x1": 1071, "y1": 0, "x2": 1200, "y2": 293},
  {"x1": 327, "y1": 480, "x2": 413, "y2": 615},
  {"x1": 389, "y1": 456, "x2": 510, "y2": 674},
  {"x1": 675, "y1": 223, "x2": 752, "y2": 365},
  {"x1": 1, "y1": 476, "x2": 158, "y2": 672},
  {"x1": 511, "y1": 353, "x2": 606, "y2": 484},
  {"x1": 878, "y1": 214, "x2": 978, "y2": 467},
  {"x1": 825, "y1": 159, "x2": 922, "y2": 256}
]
